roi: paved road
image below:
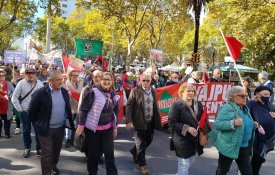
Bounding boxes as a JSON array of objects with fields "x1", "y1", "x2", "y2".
[{"x1": 0, "y1": 123, "x2": 274, "y2": 175}]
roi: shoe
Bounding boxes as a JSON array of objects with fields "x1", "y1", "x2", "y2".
[
  {"x1": 98, "y1": 155, "x2": 105, "y2": 164},
  {"x1": 36, "y1": 150, "x2": 41, "y2": 157},
  {"x1": 23, "y1": 149, "x2": 30, "y2": 158},
  {"x1": 65, "y1": 139, "x2": 71, "y2": 148},
  {"x1": 137, "y1": 165, "x2": 149, "y2": 175},
  {"x1": 14, "y1": 128, "x2": 20, "y2": 135},
  {"x1": 5, "y1": 134, "x2": 11, "y2": 139},
  {"x1": 51, "y1": 166, "x2": 60, "y2": 175},
  {"x1": 130, "y1": 149, "x2": 138, "y2": 163}
]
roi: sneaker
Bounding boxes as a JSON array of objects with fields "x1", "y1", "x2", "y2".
[
  {"x1": 51, "y1": 166, "x2": 60, "y2": 175},
  {"x1": 130, "y1": 149, "x2": 138, "y2": 163},
  {"x1": 36, "y1": 150, "x2": 41, "y2": 157},
  {"x1": 23, "y1": 149, "x2": 30, "y2": 158},
  {"x1": 137, "y1": 165, "x2": 149, "y2": 175},
  {"x1": 14, "y1": 128, "x2": 20, "y2": 135}
]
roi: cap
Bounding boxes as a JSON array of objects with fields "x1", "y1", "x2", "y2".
[
  {"x1": 254, "y1": 86, "x2": 273, "y2": 95},
  {"x1": 25, "y1": 68, "x2": 37, "y2": 73}
]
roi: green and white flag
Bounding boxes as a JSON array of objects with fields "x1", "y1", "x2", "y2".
[{"x1": 75, "y1": 38, "x2": 103, "y2": 59}]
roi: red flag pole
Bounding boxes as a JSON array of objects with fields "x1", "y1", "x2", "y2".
[{"x1": 219, "y1": 28, "x2": 245, "y2": 88}]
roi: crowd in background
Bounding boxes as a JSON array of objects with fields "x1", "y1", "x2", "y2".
[{"x1": 0, "y1": 59, "x2": 274, "y2": 175}]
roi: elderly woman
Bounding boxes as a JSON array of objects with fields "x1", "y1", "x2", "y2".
[
  {"x1": 76, "y1": 72, "x2": 119, "y2": 175},
  {"x1": 247, "y1": 86, "x2": 275, "y2": 175},
  {"x1": 209, "y1": 86, "x2": 255, "y2": 175},
  {"x1": 168, "y1": 83, "x2": 204, "y2": 175}
]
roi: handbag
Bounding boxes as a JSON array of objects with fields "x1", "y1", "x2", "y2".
[
  {"x1": 19, "y1": 80, "x2": 37, "y2": 104},
  {"x1": 184, "y1": 100, "x2": 209, "y2": 146}
]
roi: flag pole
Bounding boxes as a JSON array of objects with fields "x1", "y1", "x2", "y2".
[{"x1": 219, "y1": 28, "x2": 245, "y2": 88}]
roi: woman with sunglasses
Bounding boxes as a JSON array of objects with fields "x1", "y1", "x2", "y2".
[
  {"x1": 209, "y1": 86, "x2": 255, "y2": 175},
  {"x1": 247, "y1": 86, "x2": 275, "y2": 175}
]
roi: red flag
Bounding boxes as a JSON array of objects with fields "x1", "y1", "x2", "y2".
[
  {"x1": 94, "y1": 56, "x2": 109, "y2": 71},
  {"x1": 198, "y1": 107, "x2": 209, "y2": 133},
  {"x1": 62, "y1": 55, "x2": 70, "y2": 72},
  {"x1": 117, "y1": 90, "x2": 124, "y2": 123},
  {"x1": 223, "y1": 35, "x2": 243, "y2": 61}
]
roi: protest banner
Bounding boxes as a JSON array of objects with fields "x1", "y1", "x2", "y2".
[
  {"x1": 4, "y1": 50, "x2": 25, "y2": 64},
  {"x1": 156, "y1": 82, "x2": 234, "y2": 125},
  {"x1": 150, "y1": 49, "x2": 163, "y2": 60}
]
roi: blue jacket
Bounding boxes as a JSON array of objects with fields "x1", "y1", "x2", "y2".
[{"x1": 208, "y1": 101, "x2": 254, "y2": 159}]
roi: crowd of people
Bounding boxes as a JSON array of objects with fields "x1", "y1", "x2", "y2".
[{"x1": 0, "y1": 61, "x2": 274, "y2": 175}]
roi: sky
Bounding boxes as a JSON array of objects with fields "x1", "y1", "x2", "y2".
[{"x1": 34, "y1": 0, "x2": 45, "y2": 18}]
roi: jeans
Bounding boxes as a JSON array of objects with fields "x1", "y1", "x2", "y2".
[
  {"x1": 20, "y1": 111, "x2": 41, "y2": 151},
  {"x1": 177, "y1": 157, "x2": 193, "y2": 175},
  {"x1": 0, "y1": 114, "x2": 11, "y2": 136},
  {"x1": 216, "y1": 147, "x2": 252, "y2": 175}
]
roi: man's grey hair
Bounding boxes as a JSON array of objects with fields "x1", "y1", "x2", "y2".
[
  {"x1": 227, "y1": 86, "x2": 245, "y2": 100},
  {"x1": 258, "y1": 71, "x2": 268, "y2": 80},
  {"x1": 140, "y1": 72, "x2": 151, "y2": 80},
  {"x1": 93, "y1": 70, "x2": 102, "y2": 76},
  {"x1": 47, "y1": 70, "x2": 62, "y2": 80}
]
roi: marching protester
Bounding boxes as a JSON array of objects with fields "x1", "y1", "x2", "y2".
[
  {"x1": 0, "y1": 69, "x2": 14, "y2": 138},
  {"x1": 37, "y1": 68, "x2": 48, "y2": 84},
  {"x1": 125, "y1": 73, "x2": 162, "y2": 175},
  {"x1": 247, "y1": 86, "x2": 275, "y2": 175},
  {"x1": 210, "y1": 68, "x2": 222, "y2": 82},
  {"x1": 64, "y1": 70, "x2": 83, "y2": 148},
  {"x1": 242, "y1": 77, "x2": 252, "y2": 100},
  {"x1": 76, "y1": 72, "x2": 120, "y2": 175},
  {"x1": 168, "y1": 83, "x2": 204, "y2": 175},
  {"x1": 158, "y1": 70, "x2": 167, "y2": 87},
  {"x1": 209, "y1": 86, "x2": 255, "y2": 175},
  {"x1": 165, "y1": 73, "x2": 179, "y2": 86},
  {"x1": 151, "y1": 74, "x2": 161, "y2": 89},
  {"x1": 28, "y1": 70, "x2": 75, "y2": 175},
  {"x1": 187, "y1": 71, "x2": 201, "y2": 84},
  {"x1": 258, "y1": 71, "x2": 274, "y2": 104},
  {"x1": 11, "y1": 67, "x2": 44, "y2": 158}
]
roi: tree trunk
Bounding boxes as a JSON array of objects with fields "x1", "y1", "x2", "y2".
[
  {"x1": 46, "y1": 16, "x2": 52, "y2": 53},
  {"x1": 126, "y1": 40, "x2": 134, "y2": 71},
  {"x1": 193, "y1": 0, "x2": 201, "y2": 70}
]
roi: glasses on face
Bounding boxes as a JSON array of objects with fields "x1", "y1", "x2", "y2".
[
  {"x1": 142, "y1": 80, "x2": 150, "y2": 83},
  {"x1": 236, "y1": 94, "x2": 248, "y2": 99},
  {"x1": 102, "y1": 78, "x2": 111, "y2": 81},
  {"x1": 0, "y1": 74, "x2": 5, "y2": 77}
]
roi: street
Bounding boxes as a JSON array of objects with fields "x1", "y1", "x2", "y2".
[{"x1": 0, "y1": 123, "x2": 274, "y2": 175}]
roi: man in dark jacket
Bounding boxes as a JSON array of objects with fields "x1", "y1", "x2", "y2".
[
  {"x1": 28, "y1": 70, "x2": 75, "y2": 175},
  {"x1": 125, "y1": 73, "x2": 162, "y2": 175}
]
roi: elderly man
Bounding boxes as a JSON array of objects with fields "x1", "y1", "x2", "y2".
[
  {"x1": 210, "y1": 69, "x2": 222, "y2": 82},
  {"x1": 258, "y1": 71, "x2": 274, "y2": 105},
  {"x1": 28, "y1": 70, "x2": 75, "y2": 175},
  {"x1": 187, "y1": 71, "x2": 201, "y2": 84},
  {"x1": 11, "y1": 67, "x2": 43, "y2": 158},
  {"x1": 126, "y1": 73, "x2": 162, "y2": 175}
]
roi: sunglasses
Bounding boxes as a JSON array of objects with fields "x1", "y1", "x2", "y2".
[
  {"x1": 142, "y1": 80, "x2": 150, "y2": 82},
  {"x1": 236, "y1": 94, "x2": 248, "y2": 99}
]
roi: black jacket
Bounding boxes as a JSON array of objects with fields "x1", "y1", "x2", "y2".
[
  {"x1": 168, "y1": 98, "x2": 203, "y2": 158},
  {"x1": 125, "y1": 86, "x2": 162, "y2": 130},
  {"x1": 28, "y1": 85, "x2": 75, "y2": 136}
]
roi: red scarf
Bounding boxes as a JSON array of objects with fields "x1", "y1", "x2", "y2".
[{"x1": 0, "y1": 81, "x2": 9, "y2": 114}]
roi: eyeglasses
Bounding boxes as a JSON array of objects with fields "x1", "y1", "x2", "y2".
[
  {"x1": 142, "y1": 80, "x2": 150, "y2": 83},
  {"x1": 0, "y1": 74, "x2": 5, "y2": 77},
  {"x1": 102, "y1": 78, "x2": 111, "y2": 81},
  {"x1": 236, "y1": 94, "x2": 248, "y2": 99}
]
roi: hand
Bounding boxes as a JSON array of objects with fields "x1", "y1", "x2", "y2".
[
  {"x1": 269, "y1": 112, "x2": 275, "y2": 118},
  {"x1": 75, "y1": 127, "x2": 84, "y2": 136},
  {"x1": 113, "y1": 128, "x2": 118, "y2": 137},
  {"x1": 253, "y1": 122, "x2": 259, "y2": 128},
  {"x1": 188, "y1": 127, "x2": 198, "y2": 137},
  {"x1": 126, "y1": 123, "x2": 132, "y2": 130},
  {"x1": 234, "y1": 118, "x2": 243, "y2": 127}
]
